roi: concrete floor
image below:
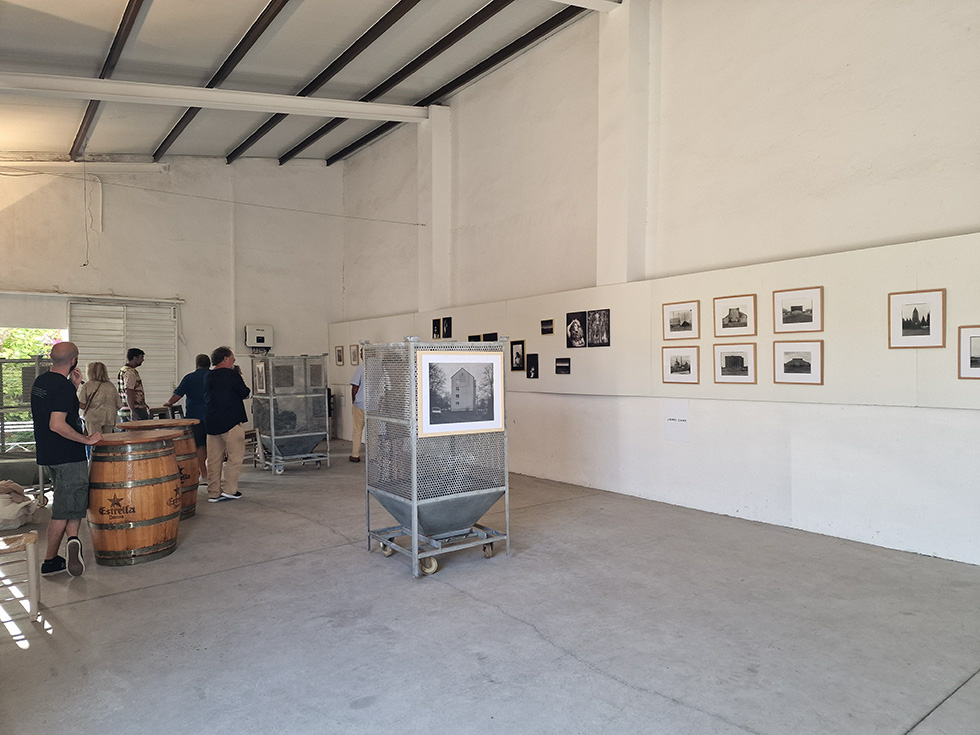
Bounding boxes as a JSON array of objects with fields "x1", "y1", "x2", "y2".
[{"x1": 2, "y1": 442, "x2": 979, "y2": 735}]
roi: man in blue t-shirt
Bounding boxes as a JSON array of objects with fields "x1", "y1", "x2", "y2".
[
  {"x1": 165, "y1": 353, "x2": 210, "y2": 482},
  {"x1": 31, "y1": 342, "x2": 102, "y2": 577}
]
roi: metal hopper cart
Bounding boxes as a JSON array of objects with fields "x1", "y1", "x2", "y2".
[
  {"x1": 365, "y1": 338, "x2": 509, "y2": 577},
  {"x1": 251, "y1": 355, "x2": 330, "y2": 474}
]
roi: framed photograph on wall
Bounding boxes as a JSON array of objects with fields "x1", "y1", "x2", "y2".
[
  {"x1": 350, "y1": 345, "x2": 359, "y2": 366},
  {"x1": 713, "y1": 294, "x2": 757, "y2": 338},
  {"x1": 253, "y1": 360, "x2": 267, "y2": 395},
  {"x1": 468, "y1": 334, "x2": 481, "y2": 342},
  {"x1": 773, "y1": 287, "x2": 823, "y2": 333},
  {"x1": 662, "y1": 346, "x2": 699, "y2": 384},
  {"x1": 888, "y1": 289, "x2": 946, "y2": 348},
  {"x1": 555, "y1": 357, "x2": 570, "y2": 375},
  {"x1": 566, "y1": 311, "x2": 586, "y2": 348},
  {"x1": 958, "y1": 326, "x2": 980, "y2": 379},
  {"x1": 417, "y1": 351, "x2": 505, "y2": 438},
  {"x1": 525, "y1": 353, "x2": 539, "y2": 379},
  {"x1": 442, "y1": 316, "x2": 453, "y2": 339},
  {"x1": 483, "y1": 332, "x2": 498, "y2": 342},
  {"x1": 586, "y1": 309, "x2": 611, "y2": 347},
  {"x1": 541, "y1": 319, "x2": 554, "y2": 335},
  {"x1": 774, "y1": 340, "x2": 823, "y2": 385},
  {"x1": 334, "y1": 346, "x2": 344, "y2": 366},
  {"x1": 432, "y1": 318, "x2": 441, "y2": 339},
  {"x1": 713, "y1": 343, "x2": 756, "y2": 384},
  {"x1": 663, "y1": 300, "x2": 700, "y2": 340},
  {"x1": 510, "y1": 340, "x2": 525, "y2": 371}
]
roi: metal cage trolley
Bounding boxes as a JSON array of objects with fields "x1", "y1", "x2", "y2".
[
  {"x1": 251, "y1": 355, "x2": 330, "y2": 474},
  {"x1": 364, "y1": 338, "x2": 510, "y2": 577},
  {"x1": 0, "y1": 356, "x2": 52, "y2": 505}
]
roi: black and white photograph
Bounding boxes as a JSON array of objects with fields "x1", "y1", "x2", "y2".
[
  {"x1": 773, "y1": 287, "x2": 823, "y2": 333},
  {"x1": 482, "y1": 332, "x2": 498, "y2": 342},
  {"x1": 587, "y1": 309, "x2": 611, "y2": 347},
  {"x1": 555, "y1": 357, "x2": 571, "y2": 375},
  {"x1": 541, "y1": 319, "x2": 554, "y2": 335},
  {"x1": 958, "y1": 326, "x2": 980, "y2": 379},
  {"x1": 774, "y1": 341, "x2": 823, "y2": 385},
  {"x1": 525, "y1": 353, "x2": 539, "y2": 379},
  {"x1": 349, "y1": 345, "x2": 359, "y2": 366},
  {"x1": 713, "y1": 343, "x2": 756, "y2": 384},
  {"x1": 511, "y1": 340, "x2": 525, "y2": 371},
  {"x1": 566, "y1": 311, "x2": 586, "y2": 348},
  {"x1": 468, "y1": 334, "x2": 481, "y2": 342},
  {"x1": 417, "y1": 351, "x2": 505, "y2": 438},
  {"x1": 432, "y1": 318, "x2": 441, "y2": 339},
  {"x1": 442, "y1": 316, "x2": 453, "y2": 339},
  {"x1": 662, "y1": 346, "x2": 699, "y2": 384},
  {"x1": 253, "y1": 360, "x2": 267, "y2": 395},
  {"x1": 663, "y1": 300, "x2": 700, "y2": 340},
  {"x1": 334, "y1": 346, "x2": 344, "y2": 366},
  {"x1": 714, "y1": 295, "x2": 757, "y2": 338},
  {"x1": 888, "y1": 289, "x2": 945, "y2": 348}
]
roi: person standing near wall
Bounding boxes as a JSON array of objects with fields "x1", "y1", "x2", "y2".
[
  {"x1": 165, "y1": 353, "x2": 211, "y2": 482},
  {"x1": 349, "y1": 352, "x2": 364, "y2": 463},
  {"x1": 117, "y1": 348, "x2": 150, "y2": 421},
  {"x1": 78, "y1": 361, "x2": 121, "y2": 435},
  {"x1": 31, "y1": 342, "x2": 102, "y2": 576},
  {"x1": 204, "y1": 346, "x2": 250, "y2": 503}
]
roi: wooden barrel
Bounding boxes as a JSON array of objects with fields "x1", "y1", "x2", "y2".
[
  {"x1": 87, "y1": 429, "x2": 184, "y2": 566},
  {"x1": 117, "y1": 418, "x2": 201, "y2": 519}
]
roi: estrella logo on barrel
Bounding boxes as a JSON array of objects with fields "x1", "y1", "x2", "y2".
[
  {"x1": 99, "y1": 494, "x2": 136, "y2": 517},
  {"x1": 168, "y1": 483, "x2": 182, "y2": 509}
]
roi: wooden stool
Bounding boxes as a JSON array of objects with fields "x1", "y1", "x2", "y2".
[{"x1": 0, "y1": 530, "x2": 40, "y2": 622}]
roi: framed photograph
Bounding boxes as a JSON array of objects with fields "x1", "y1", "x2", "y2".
[
  {"x1": 417, "y1": 351, "x2": 505, "y2": 438},
  {"x1": 773, "y1": 287, "x2": 823, "y2": 333},
  {"x1": 587, "y1": 309, "x2": 611, "y2": 347},
  {"x1": 510, "y1": 340, "x2": 525, "y2": 371},
  {"x1": 350, "y1": 345, "x2": 359, "y2": 366},
  {"x1": 889, "y1": 289, "x2": 946, "y2": 348},
  {"x1": 525, "y1": 354, "x2": 539, "y2": 379},
  {"x1": 442, "y1": 316, "x2": 453, "y2": 339},
  {"x1": 714, "y1": 294, "x2": 757, "y2": 338},
  {"x1": 958, "y1": 326, "x2": 980, "y2": 379},
  {"x1": 662, "y1": 346, "x2": 699, "y2": 384},
  {"x1": 468, "y1": 334, "x2": 481, "y2": 342},
  {"x1": 774, "y1": 340, "x2": 823, "y2": 385},
  {"x1": 555, "y1": 357, "x2": 570, "y2": 375},
  {"x1": 432, "y1": 318, "x2": 441, "y2": 339},
  {"x1": 663, "y1": 300, "x2": 700, "y2": 341},
  {"x1": 335, "y1": 346, "x2": 344, "y2": 366},
  {"x1": 566, "y1": 311, "x2": 586, "y2": 348},
  {"x1": 253, "y1": 360, "x2": 267, "y2": 395},
  {"x1": 713, "y1": 343, "x2": 756, "y2": 384},
  {"x1": 541, "y1": 319, "x2": 554, "y2": 335},
  {"x1": 483, "y1": 332, "x2": 498, "y2": 342}
]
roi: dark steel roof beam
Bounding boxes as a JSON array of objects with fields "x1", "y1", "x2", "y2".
[
  {"x1": 152, "y1": 0, "x2": 293, "y2": 162},
  {"x1": 69, "y1": 0, "x2": 146, "y2": 161},
  {"x1": 225, "y1": 0, "x2": 424, "y2": 164},
  {"x1": 278, "y1": 0, "x2": 517, "y2": 165},
  {"x1": 324, "y1": 5, "x2": 588, "y2": 166}
]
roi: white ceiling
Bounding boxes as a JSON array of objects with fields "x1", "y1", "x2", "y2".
[{"x1": 0, "y1": 0, "x2": 613, "y2": 165}]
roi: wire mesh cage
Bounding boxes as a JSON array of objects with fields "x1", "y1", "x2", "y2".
[
  {"x1": 251, "y1": 355, "x2": 329, "y2": 474},
  {"x1": 0, "y1": 357, "x2": 50, "y2": 456},
  {"x1": 365, "y1": 339, "x2": 509, "y2": 577}
]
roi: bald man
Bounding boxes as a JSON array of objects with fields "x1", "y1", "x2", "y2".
[{"x1": 31, "y1": 341, "x2": 102, "y2": 577}]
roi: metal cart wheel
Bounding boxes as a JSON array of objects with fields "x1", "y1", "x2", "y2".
[
  {"x1": 37, "y1": 491, "x2": 49, "y2": 508},
  {"x1": 380, "y1": 542, "x2": 396, "y2": 557},
  {"x1": 274, "y1": 464, "x2": 285, "y2": 475},
  {"x1": 483, "y1": 542, "x2": 494, "y2": 558},
  {"x1": 419, "y1": 556, "x2": 438, "y2": 575}
]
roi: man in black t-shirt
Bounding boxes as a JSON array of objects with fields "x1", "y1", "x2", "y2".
[
  {"x1": 204, "y1": 346, "x2": 250, "y2": 503},
  {"x1": 31, "y1": 342, "x2": 102, "y2": 577}
]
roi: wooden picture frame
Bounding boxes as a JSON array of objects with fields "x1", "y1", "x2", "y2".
[
  {"x1": 713, "y1": 343, "x2": 756, "y2": 384},
  {"x1": 334, "y1": 346, "x2": 344, "y2": 366},
  {"x1": 350, "y1": 345, "x2": 359, "y2": 366},
  {"x1": 663, "y1": 300, "x2": 700, "y2": 341},
  {"x1": 774, "y1": 340, "x2": 823, "y2": 385},
  {"x1": 773, "y1": 287, "x2": 823, "y2": 333},
  {"x1": 662, "y1": 346, "x2": 699, "y2": 384},
  {"x1": 888, "y1": 289, "x2": 946, "y2": 348},
  {"x1": 714, "y1": 294, "x2": 757, "y2": 338},
  {"x1": 958, "y1": 326, "x2": 980, "y2": 379},
  {"x1": 417, "y1": 351, "x2": 505, "y2": 438}
]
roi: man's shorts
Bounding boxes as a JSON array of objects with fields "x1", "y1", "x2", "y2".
[
  {"x1": 191, "y1": 422, "x2": 207, "y2": 448},
  {"x1": 46, "y1": 461, "x2": 90, "y2": 520}
]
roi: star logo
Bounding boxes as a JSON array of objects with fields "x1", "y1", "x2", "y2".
[{"x1": 108, "y1": 494, "x2": 124, "y2": 508}]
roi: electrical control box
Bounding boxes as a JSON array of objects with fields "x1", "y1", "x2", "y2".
[{"x1": 244, "y1": 324, "x2": 274, "y2": 348}]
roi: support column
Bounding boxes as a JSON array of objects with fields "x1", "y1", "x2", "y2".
[
  {"x1": 417, "y1": 104, "x2": 452, "y2": 311},
  {"x1": 596, "y1": 0, "x2": 660, "y2": 285}
]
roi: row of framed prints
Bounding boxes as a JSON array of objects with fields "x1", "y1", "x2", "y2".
[
  {"x1": 664, "y1": 342, "x2": 824, "y2": 385},
  {"x1": 663, "y1": 289, "x2": 824, "y2": 340}
]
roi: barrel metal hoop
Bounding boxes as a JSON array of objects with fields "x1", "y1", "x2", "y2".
[
  {"x1": 93, "y1": 439, "x2": 173, "y2": 454},
  {"x1": 89, "y1": 472, "x2": 181, "y2": 490},
  {"x1": 88, "y1": 510, "x2": 181, "y2": 531},
  {"x1": 93, "y1": 540, "x2": 177, "y2": 566}
]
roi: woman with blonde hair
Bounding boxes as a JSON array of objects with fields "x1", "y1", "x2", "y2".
[{"x1": 78, "y1": 362, "x2": 122, "y2": 436}]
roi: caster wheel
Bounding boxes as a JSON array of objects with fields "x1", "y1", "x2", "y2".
[
  {"x1": 419, "y1": 556, "x2": 438, "y2": 575},
  {"x1": 37, "y1": 492, "x2": 49, "y2": 508},
  {"x1": 380, "y1": 542, "x2": 395, "y2": 557},
  {"x1": 483, "y1": 543, "x2": 494, "y2": 558},
  {"x1": 274, "y1": 464, "x2": 285, "y2": 475}
]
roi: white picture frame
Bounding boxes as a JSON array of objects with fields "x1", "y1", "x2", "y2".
[
  {"x1": 662, "y1": 346, "x2": 699, "y2": 384},
  {"x1": 888, "y1": 289, "x2": 946, "y2": 349},
  {"x1": 663, "y1": 300, "x2": 700, "y2": 341},
  {"x1": 714, "y1": 294, "x2": 757, "y2": 338},
  {"x1": 713, "y1": 343, "x2": 756, "y2": 384},
  {"x1": 417, "y1": 351, "x2": 505, "y2": 438},
  {"x1": 773, "y1": 286, "x2": 823, "y2": 333},
  {"x1": 958, "y1": 326, "x2": 980, "y2": 379},
  {"x1": 774, "y1": 340, "x2": 823, "y2": 385}
]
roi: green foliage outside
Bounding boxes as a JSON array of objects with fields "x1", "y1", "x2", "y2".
[{"x1": 0, "y1": 328, "x2": 62, "y2": 359}]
